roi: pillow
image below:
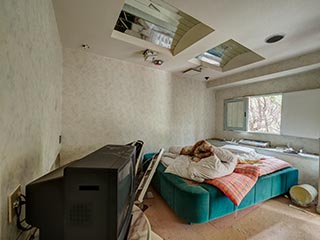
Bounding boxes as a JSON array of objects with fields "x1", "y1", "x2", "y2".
[
  {"x1": 164, "y1": 155, "x2": 193, "y2": 180},
  {"x1": 162, "y1": 152, "x2": 177, "y2": 159},
  {"x1": 188, "y1": 154, "x2": 237, "y2": 183},
  {"x1": 165, "y1": 148, "x2": 238, "y2": 183},
  {"x1": 221, "y1": 144, "x2": 256, "y2": 155},
  {"x1": 168, "y1": 146, "x2": 183, "y2": 155},
  {"x1": 161, "y1": 156, "x2": 176, "y2": 167}
]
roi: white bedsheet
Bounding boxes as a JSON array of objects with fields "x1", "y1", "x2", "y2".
[
  {"x1": 164, "y1": 146, "x2": 237, "y2": 182},
  {"x1": 221, "y1": 144, "x2": 265, "y2": 163}
]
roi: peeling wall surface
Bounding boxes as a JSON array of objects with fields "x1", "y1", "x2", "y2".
[
  {"x1": 61, "y1": 48, "x2": 215, "y2": 164},
  {"x1": 214, "y1": 69, "x2": 320, "y2": 154},
  {"x1": 0, "y1": 0, "x2": 63, "y2": 239}
]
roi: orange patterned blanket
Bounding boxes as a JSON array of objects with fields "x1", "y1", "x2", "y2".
[{"x1": 205, "y1": 157, "x2": 290, "y2": 206}]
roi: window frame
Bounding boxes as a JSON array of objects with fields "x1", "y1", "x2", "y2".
[
  {"x1": 224, "y1": 93, "x2": 283, "y2": 134},
  {"x1": 223, "y1": 98, "x2": 248, "y2": 131}
]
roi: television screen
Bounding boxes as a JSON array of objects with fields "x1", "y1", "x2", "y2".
[{"x1": 118, "y1": 159, "x2": 134, "y2": 235}]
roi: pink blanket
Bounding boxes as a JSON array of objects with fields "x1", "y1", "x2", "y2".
[{"x1": 205, "y1": 157, "x2": 290, "y2": 206}]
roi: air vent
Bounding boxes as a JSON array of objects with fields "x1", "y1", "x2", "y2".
[{"x1": 265, "y1": 34, "x2": 285, "y2": 43}]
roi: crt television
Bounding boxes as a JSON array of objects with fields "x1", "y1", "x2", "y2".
[{"x1": 26, "y1": 145, "x2": 136, "y2": 240}]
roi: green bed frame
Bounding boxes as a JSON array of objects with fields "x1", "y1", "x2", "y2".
[{"x1": 143, "y1": 153, "x2": 298, "y2": 224}]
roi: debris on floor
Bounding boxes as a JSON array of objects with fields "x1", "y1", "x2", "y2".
[{"x1": 288, "y1": 204, "x2": 318, "y2": 217}]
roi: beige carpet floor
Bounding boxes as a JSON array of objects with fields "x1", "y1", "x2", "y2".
[{"x1": 144, "y1": 190, "x2": 320, "y2": 240}]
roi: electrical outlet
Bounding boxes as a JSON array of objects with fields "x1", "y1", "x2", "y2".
[{"x1": 8, "y1": 185, "x2": 21, "y2": 223}]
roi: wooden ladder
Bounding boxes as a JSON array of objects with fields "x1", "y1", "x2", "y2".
[{"x1": 135, "y1": 148, "x2": 164, "y2": 205}]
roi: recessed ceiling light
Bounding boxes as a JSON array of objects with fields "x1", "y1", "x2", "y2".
[
  {"x1": 153, "y1": 59, "x2": 164, "y2": 66},
  {"x1": 265, "y1": 34, "x2": 285, "y2": 44}
]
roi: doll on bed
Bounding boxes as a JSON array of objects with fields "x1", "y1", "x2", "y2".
[
  {"x1": 180, "y1": 140, "x2": 262, "y2": 164},
  {"x1": 180, "y1": 140, "x2": 214, "y2": 162}
]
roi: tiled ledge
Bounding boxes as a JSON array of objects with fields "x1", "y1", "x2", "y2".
[{"x1": 208, "y1": 139, "x2": 319, "y2": 161}]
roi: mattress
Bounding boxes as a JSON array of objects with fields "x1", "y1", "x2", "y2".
[{"x1": 144, "y1": 153, "x2": 298, "y2": 224}]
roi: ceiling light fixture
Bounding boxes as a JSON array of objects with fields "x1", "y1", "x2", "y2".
[
  {"x1": 143, "y1": 49, "x2": 164, "y2": 66},
  {"x1": 143, "y1": 49, "x2": 157, "y2": 63},
  {"x1": 265, "y1": 34, "x2": 285, "y2": 44}
]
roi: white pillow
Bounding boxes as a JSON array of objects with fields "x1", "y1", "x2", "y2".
[
  {"x1": 164, "y1": 148, "x2": 238, "y2": 183},
  {"x1": 164, "y1": 155, "x2": 193, "y2": 180},
  {"x1": 188, "y1": 154, "x2": 237, "y2": 182},
  {"x1": 161, "y1": 156, "x2": 176, "y2": 167},
  {"x1": 168, "y1": 146, "x2": 183, "y2": 154}
]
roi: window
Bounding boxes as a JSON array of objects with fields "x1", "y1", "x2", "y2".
[
  {"x1": 224, "y1": 98, "x2": 248, "y2": 131},
  {"x1": 248, "y1": 95, "x2": 282, "y2": 134},
  {"x1": 224, "y1": 94, "x2": 282, "y2": 134}
]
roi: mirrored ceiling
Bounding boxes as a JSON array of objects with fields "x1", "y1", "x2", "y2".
[
  {"x1": 113, "y1": 0, "x2": 214, "y2": 55},
  {"x1": 195, "y1": 39, "x2": 265, "y2": 72}
]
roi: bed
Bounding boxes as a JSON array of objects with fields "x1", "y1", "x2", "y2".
[{"x1": 143, "y1": 150, "x2": 298, "y2": 224}]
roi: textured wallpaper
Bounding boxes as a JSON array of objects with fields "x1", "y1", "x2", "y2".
[
  {"x1": 215, "y1": 69, "x2": 320, "y2": 154},
  {"x1": 0, "y1": 0, "x2": 62, "y2": 239},
  {"x1": 61, "y1": 48, "x2": 215, "y2": 164}
]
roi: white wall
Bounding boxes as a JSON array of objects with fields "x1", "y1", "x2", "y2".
[
  {"x1": 61, "y1": 48, "x2": 215, "y2": 164},
  {"x1": 281, "y1": 88, "x2": 320, "y2": 139},
  {"x1": 0, "y1": 0, "x2": 63, "y2": 238},
  {"x1": 214, "y1": 69, "x2": 320, "y2": 154}
]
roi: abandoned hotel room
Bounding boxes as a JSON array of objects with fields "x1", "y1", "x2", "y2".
[{"x1": 1, "y1": 0, "x2": 320, "y2": 239}]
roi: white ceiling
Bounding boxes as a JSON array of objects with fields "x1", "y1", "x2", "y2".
[{"x1": 52, "y1": 0, "x2": 320, "y2": 82}]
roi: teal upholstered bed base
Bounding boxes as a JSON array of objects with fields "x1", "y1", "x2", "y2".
[{"x1": 144, "y1": 153, "x2": 298, "y2": 224}]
